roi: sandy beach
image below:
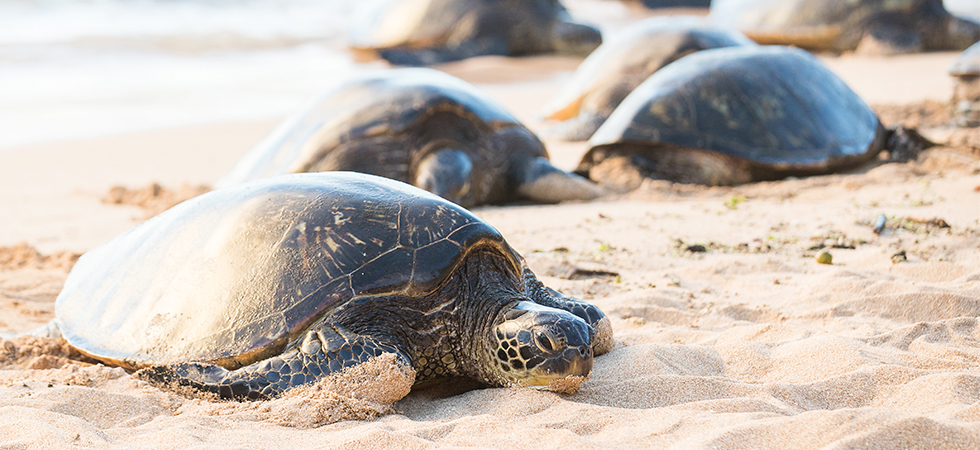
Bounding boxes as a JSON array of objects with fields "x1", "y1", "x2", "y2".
[{"x1": 2, "y1": 2, "x2": 980, "y2": 448}]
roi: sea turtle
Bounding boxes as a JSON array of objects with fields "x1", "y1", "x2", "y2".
[
  {"x1": 541, "y1": 16, "x2": 755, "y2": 141},
  {"x1": 577, "y1": 46, "x2": 889, "y2": 189},
  {"x1": 347, "y1": 0, "x2": 602, "y2": 65},
  {"x1": 614, "y1": 0, "x2": 711, "y2": 8},
  {"x1": 38, "y1": 172, "x2": 613, "y2": 400},
  {"x1": 218, "y1": 68, "x2": 602, "y2": 208},
  {"x1": 709, "y1": 0, "x2": 980, "y2": 55},
  {"x1": 949, "y1": 41, "x2": 980, "y2": 126}
]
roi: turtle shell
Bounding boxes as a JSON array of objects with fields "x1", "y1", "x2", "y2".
[
  {"x1": 55, "y1": 172, "x2": 521, "y2": 370},
  {"x1": 217, "y1": 68, "x2": 537, "y2": 188},
  {"x1": 709, "y1": 0, "x2": 961, "y2": 52},
  {"x1": 586, "y1": 46, "x2": 885, "y2": 173},
  {"x1": 541, "y1": 16, "x2": 754, "y2": 121}
]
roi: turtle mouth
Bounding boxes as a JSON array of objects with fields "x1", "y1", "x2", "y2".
[{"x1": 515, "y1": 346, "x2": 593, "y2": 388}]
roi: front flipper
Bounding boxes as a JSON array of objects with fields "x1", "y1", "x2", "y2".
[
  {"x1": 511, "y1": 156, "x2": 605, "y2": 203},
  {"x1": 854, "y1": 24, "x2": 922, "y2": 56},
  {"x1": 378, "y1": 36, "x2": 510, "y2": 66},
  {"x1": 137, "y1": 325, "x2": 411, "y2": 400},
  {"x1": 521, "y1": 268, "x2": 613, "y2": 355}
]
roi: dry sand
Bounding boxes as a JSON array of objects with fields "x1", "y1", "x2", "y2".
[{"x1": 2, "y1": 43, "x2": 980, "y2": 449}]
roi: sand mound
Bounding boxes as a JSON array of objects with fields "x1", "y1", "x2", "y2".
[
  {"x1": 102, "y1": 182, "x2": 210, "y2": 218},
  {"x1": 176, "y1": 353, "x2": 415, "y2": 428},
  {"x1": 0, "y1": 243, "x2": 80, "y2": 272}
]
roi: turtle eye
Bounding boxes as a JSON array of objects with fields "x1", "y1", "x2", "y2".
[{"x1": 535, "y1": 332, "x2": 554, "y2": 352}]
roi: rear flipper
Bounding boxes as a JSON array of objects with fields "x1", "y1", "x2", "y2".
[
  {"x1": 136, "y1": 324, "x2": 411, "y2": 400},
  {"x1": 521, "y1": 268, "x2": 613, "y2": 355},
  {"x1": 512, "y1": 156, "x2": 605, "y2": 203},
  {"x1": 540, "y1": 113, "x2": 606, "y2": 142}
]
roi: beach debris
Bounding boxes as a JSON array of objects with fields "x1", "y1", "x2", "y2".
[
  {"x1": 724, "y1": 195, "x2": 746, "y2": 210},
  {"x1": 872, "y1": 214, "x2": 887, "y2": 234},
  {"x1": 562, "y1": 266, "x2": 621, "y2": 280},
  {"x1": 48, "y1": 173, "x2": 613, "y2": 401},
  {"x1": 808, "y1": 231, "x2": 862, "y2": 251},
  {"x1": 891, "y1": 251, "x2": 908, "y2": 264},
  {"x1": 894, "y1": 216, "x2": 952, "y2": 234},
  {"x1": 815, "y1": 251, "x2": 833, "y2": 265}
]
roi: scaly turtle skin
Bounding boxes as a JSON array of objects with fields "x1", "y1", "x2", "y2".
[
  {"x1": 949, "y1": 42, "x2": 980, "y2": 126},
  {"x1": 218, "y1": 68, "x2": 602, "y2": 208},
  {"x1": 709, "y1": 0, "x2": 980, "y2": 55},
  {"x1": 578, "y1": 46, "x2": 887, "y2": 189},
  {"x1": 347, "y1": 0, "x2": 602, "y2": 65},
  {"x1": 45, "y1": 172, "x2": 612, "y2": 400},
  {"x1": 541, "y1": 16, "x2": 754, "y2": 141}
]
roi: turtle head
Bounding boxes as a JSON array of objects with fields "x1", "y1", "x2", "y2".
[
  {"x1": 485, "y1": 301, "x2": 594, "y2": 387},
  {"x1": 550, "y1": 15, "x2": 602, "y2": 56},
  {"x1": 415, "y1": 148, "x2": 474, "y2": 207}
]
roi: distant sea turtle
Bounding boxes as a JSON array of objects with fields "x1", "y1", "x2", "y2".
[
  {"x1": 347, "y1": 0, "x2": 602, "y2": 65},
  {"x1": 541, "y1": 16, "x2": 754, "y2": 141},
  {"x1": 577, "y1": 46, "x2": 890, "y2": 189},
  {"x1": 218, "y1": 69, "x2": 601, "y2": 208},
  {"x1": 613, "y1": 0, "x2": 711, "y2": 8},
  {"x1": 709, "y1": 0, "x2": 980, "y2": 55},
  {"x1": 949, "y1": 41, "x2": 980, "y2": 126},
  {"x1": 39, "y1": 172, "x2": 613, "y2": 400}
]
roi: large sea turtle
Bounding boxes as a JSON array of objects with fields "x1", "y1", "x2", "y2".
[
  {"x1": 37, "y1": 172, "x2": 613, "y2": 400},
  {"x1": 540, "y1": 16, "x2": 755, "y2": 141},
  {"x1": 347, "y1": 0, "x2": 602, "y2": 65},
  {"x1": 709, "y1": 0, "x2": 980, "y2": 55},
  {"x1": 577, "y1": 46, "x2": 890, "y2": 189},
  {"x1": 613, "y1": 0, "x2": 711, "y2": 8},
  {"x1": 949, "y1": 41, "x2": 980, "y2": 126},
  {"x1": 218, "y1": 68, "x2": 601, "y2": 208}
]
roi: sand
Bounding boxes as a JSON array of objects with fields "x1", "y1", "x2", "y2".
[{"x1": 2, "y1": 28, "x2": 980, "y2": 450}]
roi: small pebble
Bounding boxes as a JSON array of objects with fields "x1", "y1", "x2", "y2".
[{"x1": 816, "y1": 251, "x2": 833, "y2": 265}]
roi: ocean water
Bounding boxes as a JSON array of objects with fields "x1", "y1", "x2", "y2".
[
  {"x1": 1, "y1": 0, "x2": 976, "y2": 151},
  {"x1": 0, "y1": 0, "x2": 383, "y2": 150}
]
